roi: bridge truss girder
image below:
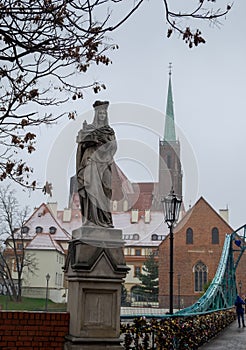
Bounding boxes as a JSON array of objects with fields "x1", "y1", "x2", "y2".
[{"x1": 176, "y1": 224, "x2": 246, "y2": 316}]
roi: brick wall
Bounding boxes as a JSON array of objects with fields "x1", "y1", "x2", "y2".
[
  {"x1": 159, "y1": 197, "x2": 234, "y2": 308},
  {"x1": 0, "y1": 311, "x2": 69, "y2": 350}
]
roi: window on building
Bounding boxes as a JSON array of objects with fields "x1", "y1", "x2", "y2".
[
  {"x1": 112, "y1": 200, "x2": 117, "y2": 212},
  {"x1": 124, "y1": 248, "x2": 128, "y2": 255},
  {"x1": 186, "y1": 228, "x2": 193, "y2": 244},
  {"x1": 151, "y1": 234, "x2": 158, "y2": 241},
  {"x1": 194, "y1": 261, "x2": 208, "y2": 292},
  {"x1": 135, "y1": 249, "x2": 141, "y2": 256},
  {"x1": 35, "y1": 226, "x2": 43, "y2": 233},
  {"x1": 49, "y1": 226, "x2": 57, "y2": 234},
  {"x1": 21, "y1": 226, "x2": 29, "y2": 234},
  {"x1": 134, "y1": 266, "x2": 141, "y2": 277},
  {"x1": 167, "y1": 154, "x2": 172, "y2": 168},
  {"x1": 12, "y1": 258, "x2": 17, "y2": 272},
  {"x1": 152, "y1": 249, "x2": 159, "y2": 256},
  {"x1": 55, "y1": 272, "x2": 62, "y2": 286},
  {"x1": 17, "y1": 243, "x2": 23, "y2": 250},
  {"x1": 133, "y1": 233, "x2": 139, "y2": 240},
  {"x1": 131, "y1": 285, "x2": 145, "y2": 301},
  {"x1": 212, "y1": 227, "x2": 219, "y2": 244}
]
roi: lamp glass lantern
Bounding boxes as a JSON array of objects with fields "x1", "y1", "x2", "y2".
[{"x1": 162, "y1": 189, "x2": 182, "y2": 224}]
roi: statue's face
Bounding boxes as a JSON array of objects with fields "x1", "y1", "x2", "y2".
[{"x1": 98, "y1": 109, "x2": 107, "y2": 121}]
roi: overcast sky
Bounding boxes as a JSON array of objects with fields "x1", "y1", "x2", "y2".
[{"x1": 17, "y1": 1, "x2": 246, "y2": 230}]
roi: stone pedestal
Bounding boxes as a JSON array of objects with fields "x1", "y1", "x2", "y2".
[{"x1": 64, "y1": 226, "x2": 129, "y2": 350}]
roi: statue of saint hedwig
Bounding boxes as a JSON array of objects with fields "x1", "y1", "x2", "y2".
[{"x1": 76, "y1": 101, "x2": 116, "y2": 228}]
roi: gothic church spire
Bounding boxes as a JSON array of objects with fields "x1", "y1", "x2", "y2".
[{"x1": 164, "y1": 63, "x2": 176, "y2": 142}]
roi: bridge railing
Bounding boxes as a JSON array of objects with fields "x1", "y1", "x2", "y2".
[
  {"x1": 176, "y1": 233, "x2": 237, "y2": 316},
  {"x1": 120, "y1": 308, "x2": 236, "y2": 349}
]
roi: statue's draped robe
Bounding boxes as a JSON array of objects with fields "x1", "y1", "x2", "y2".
[{"x1": 76, "y1": 125, "x2": 117, "y2": 227}]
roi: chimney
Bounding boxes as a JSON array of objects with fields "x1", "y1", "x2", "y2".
[
  {"x1": 47, "y1": 202, "x2": 58, "y2": 218},
  {"x1": 219, "y1": 207, "x2": 229, "y2": 223},
  {"x1": 63, "y1": 208, "x2": 72, "y2": 222},
  {"x1": 131, "y1": 209, "x2": 138, "y2": 223}
]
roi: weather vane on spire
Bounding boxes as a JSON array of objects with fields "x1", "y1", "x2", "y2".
[{"x1": 168, "y1": 62, "x2": 172, "y2": 76}]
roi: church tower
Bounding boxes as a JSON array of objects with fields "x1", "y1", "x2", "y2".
[{"x1": 158, "y1": 65, "x2": 182, "y2": 202}]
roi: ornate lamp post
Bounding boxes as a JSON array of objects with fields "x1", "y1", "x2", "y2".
[
  {"x1": 177, "y1": 274, "x2": 181, "y2": 310},
  {"x1": 161, "y1": 189, "x2": 182, "y2": 314},
  {"x1": 45, "y1": 273, "x2": 50, "y2": 311}
]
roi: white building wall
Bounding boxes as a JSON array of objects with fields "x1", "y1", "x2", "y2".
[{"x1": 22, "y1": 250, "x2": 66, "y2": 303}]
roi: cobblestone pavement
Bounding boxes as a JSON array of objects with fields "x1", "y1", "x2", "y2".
[{"x1": 200, "y1": 321, "x2": 246, "y2": 349}]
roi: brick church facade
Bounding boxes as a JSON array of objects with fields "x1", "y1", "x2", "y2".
[{"x1": 158, "y1": 197, "x2": 234, "y2": 309}]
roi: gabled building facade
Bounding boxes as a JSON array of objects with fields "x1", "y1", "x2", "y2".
[
  {"x1": 158, "y1": 197, "x2": 233, "y2": 309},
  {"x1": 5, "y1": 203, "x2": 70, "y2": 303}
]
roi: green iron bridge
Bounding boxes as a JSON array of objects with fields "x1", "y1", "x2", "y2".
[
  {"x1": 121, "y1": 225, "x2": 246, "y2": 319},
  {"x1": 176, "y1": 224, "x2": 246, "y2": 316}
]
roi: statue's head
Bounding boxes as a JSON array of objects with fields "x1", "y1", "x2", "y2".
[{"x1": 92, "y1": 100, "x2": 109, "y2": 127}]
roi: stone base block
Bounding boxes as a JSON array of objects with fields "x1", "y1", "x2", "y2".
[
  {"x1": 64, "y1": 226, "x2": 128, "y2": 350},
  {"x1": 64, "y1": 336, "x2": 123, "y2": 349}
]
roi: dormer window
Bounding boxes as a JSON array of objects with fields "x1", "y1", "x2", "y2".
[
  {"x1": 21, "y1": 226, "x2": 29, "y2": 234},
  {"x1": 49, "y1": 226, "x2": 57, "y2": 234},
  {"x1": 35, "y1": 226, "x2": 43, "y2": 233},
  {"x1": 133, "y1": 233, "x2": 139, "y2": 240},
  {"x1": 152, "y1": 234, "x2": 158, "y2": 241}
]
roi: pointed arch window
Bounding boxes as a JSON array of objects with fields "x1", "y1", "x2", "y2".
[
  {"x1": 194, "y1": 261, "x2": 208, "y2": 292},
  {"x1": 212, "y1": 227, "x2": 219, "y2": 244},
  {"x1": 186, "y1": 228, "x2": 193, "y2": 244},
  {"x1": 167, "y1": 154, "x2": 172, "y2": 169}
]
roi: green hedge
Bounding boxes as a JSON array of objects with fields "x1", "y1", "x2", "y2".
[{"x1": 120, "y1": 309, "x2": 236, "y2": 349}]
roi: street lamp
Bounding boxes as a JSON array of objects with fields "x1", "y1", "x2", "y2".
[
  {"x1": 161, "y1": 189, "x2": 182, "y2": 315},
  {"x1": 45, "y1": 273, "x2": 50, "y2": 311},
  {"x1": 177, "y1": 274, "x2": 181, "y2": 310}
]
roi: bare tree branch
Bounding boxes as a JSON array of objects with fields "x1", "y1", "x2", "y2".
[
  {"x1": 0, "y1": 185, "x2": 36, "y2": 301},
  {"x1": 0, "y1": 0, "x2": 232, "y2": 187}
]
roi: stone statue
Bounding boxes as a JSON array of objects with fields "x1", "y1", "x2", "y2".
[{"x1": 76, "y1": 101, "x2": 117, "y2": 227}]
